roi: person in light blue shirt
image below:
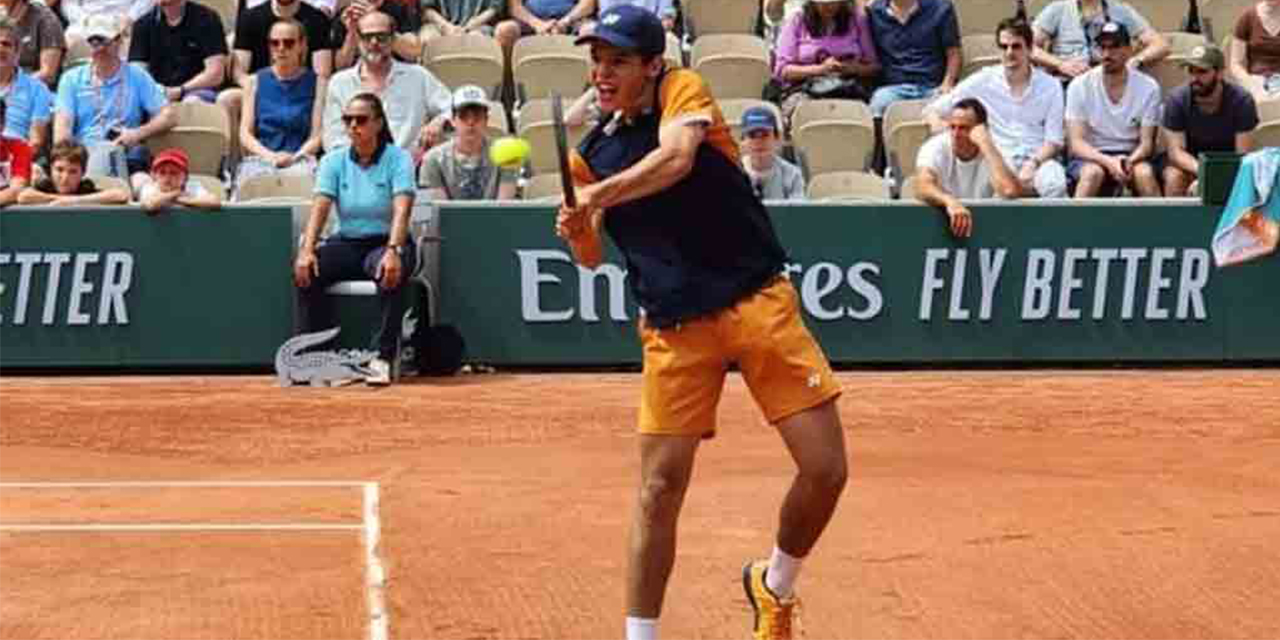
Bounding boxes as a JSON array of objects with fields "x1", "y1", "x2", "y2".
[
  {"x1": 52, "y1": 13, "x2": 175, "y2": 190},
  {"x1": 294, "y1": 92, "x2": 417, "y2": 385},
  {"x1": 0, "y1": 19, "x2": 53, "y2": 160}
]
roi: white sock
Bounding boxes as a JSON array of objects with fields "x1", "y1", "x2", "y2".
[
  {"x1": 626, "y1": 616, "x2": 658, "y2": 640},
  {"x1": 765, "y1": 545, "x2": 804, "y2": 599}
]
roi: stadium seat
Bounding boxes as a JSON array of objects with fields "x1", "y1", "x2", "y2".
[
  {"x1": 690, "y1": 34, "x2": 771, "y2": 100},
  {"x1": 1145, "y1": 57, "x2": 1191, "y2": 97},
  {"x1": 1201, "y1": 0, "x2": 1252, "y2": 43},
  {"x1": 718, "y1": 98, "x2": 784, "y2": 139},
  {"x1": 1164, "y1": 31, "x2": 1209, "y2": 57},
  {"x1": 1257, "y1": 97, "x2": 1280, "y2": 125},
  {"x1": 957, "y1": 0, "x2": 1020, "y2": 37},
  {"x1": 189, "y1": 174, "x2": 227, "y2": 201},
  {"x1": 203, "y1": 0, "x2": 238, "y2": 35},
  {"x1": 682, "y1": 0, "x2": 758, "y2": 38},
  {"x1": 1125, "y1": 0, "x2": 1190, "y2": 33},
  {"x1": 899, "y1": 175, "x2": 920, "y2": 201},
  {"x1": 1252, "y1": 120, "x2": 1280, "y2": 148},
  {"x1": 886, "y1": 120, "x2": 933, "y2": 188},
  {"x1": 487, "y1": 101, "x2": 511, "y2": 138},
  {"x1": 522, "y1": 172, "x2": 564, "y2": 201},
  {"x1": 422, "y1": 33, "x2": 505, "y2": 96},
  {"x1": 791, "y1": 99, "x2": 875, "y2": 175},
  {"x1": 883, "y1": 98, "x2": 930, "y2": 139},
  {"x1": 960, "y1": 33, "x2": 1001, "y2": 80},
  {"x1": 806, "y1": 170, "x2": 890, "y2": 201},
  {"x1": 512, "y1": 35, "x2": 591, "y2": 102},
  {"x1": 516, "y1": 98, "x2": 587, "y2": 174},
  {"x1": 236, "y1": 173, "x2": 314, "y2": 203}
]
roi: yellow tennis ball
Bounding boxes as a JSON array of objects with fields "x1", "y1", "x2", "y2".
[{"x1": 490, "y1": 136, "x2": 531, "y2": 169}]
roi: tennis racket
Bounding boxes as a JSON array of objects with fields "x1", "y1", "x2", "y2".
[{"x1": 551, "y1": 93, "x2": 577, "y2": 208}]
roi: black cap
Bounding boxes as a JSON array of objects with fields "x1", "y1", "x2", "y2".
[
  {"x1": 574, "y1": 5, "x2": 666, "y2": 57},
  {"x1": 1095, "y1": 21, "x2": 1131, "y2": 47}
]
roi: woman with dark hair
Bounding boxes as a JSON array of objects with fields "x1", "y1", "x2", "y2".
[
  {"x1": 293, "y1": 92, "x2": 417, "y2": 386},
  {"x1": 773, "y1": 0, "x2": 879, "y2": 120}
]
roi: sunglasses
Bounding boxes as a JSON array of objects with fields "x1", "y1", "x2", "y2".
[
  {"x1": 341, "y1": 113, "x2": 372, "y2": 126},
  {"x1": 269, "y1": 37, "x2": 298, "y2": 49},
  {"x1": 359, "y1": 31, "x2": 393, "y2": 44},
  {"x1": 86, "y1": 35, "x2": 117, "y2": 48}
]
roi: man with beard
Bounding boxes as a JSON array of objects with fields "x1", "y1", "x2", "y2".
[
  {"x1": 322, "y1": 10, "x2": 450, "y2": 157},
  {"x1": 1161, "y1": 44, "x2": 1258, "y2": 197},
  {"x1": 1065, "y1": 21, "x2": 1161, "y2": 198}
]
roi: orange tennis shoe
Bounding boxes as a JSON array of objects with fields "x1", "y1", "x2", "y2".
[{"x1": 742, "y1": 559, "x2": 801, "y2": 640}]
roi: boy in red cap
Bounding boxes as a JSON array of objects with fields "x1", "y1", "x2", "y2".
[{"x1": 139, "y1": 148, "x2": 221, "y2": 212}]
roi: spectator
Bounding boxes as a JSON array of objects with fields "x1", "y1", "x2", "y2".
[
  {"x1": 579, "y1": 0, "x2": 676, "y2": 34},
  {"x1": 0, "y1": 0, "x2": 65, "y2": 88},
  {"x1": 925, "y1": 17, "x2": 1067, "y2": 197},
  {"x1": 128, "y1": 0, "x2": 228, "y2": 103},
  {"x1": 236, "y1": 18, "x2": 324, "y2": 191},
  {"x1": 238, "y1": 0, "x2": 337, "y2": 18},
  {"x1": 1065, "y1": 21, "x2": 1161, "y2": 198},
  {"x1": 1162, "y1": 44, "x2": 1258, "y2": 197},
  {"x1": 866, "y1": 0, "x2": 960, "y2": 118},
  {"x1": 0, "y1": 18, "x2": 53, "y2": 158},
  {"x1": 138, "y1": 147, "x2": 221, "y2": 210},
  {"x1": 295, "y1": 93, "x2": 417, "y2": 386},
  {"x1": 763, "y1": 0, "x2": 807, "y2": 42},
  {"x1": 1031, "y1": 0, "x2": 1169, "y2": 82},
  {"x1": 323, "y1": 11, "x2": 450, "y2": 157},
  {"x1": 418, "y1": 0, "x2": 504, "y2": 41},
  {"x1": 739, "y1": 105, "x2": 805, "y2": 201},
  {"x1": 18, "y1": 140, "x2": 131, "y2": 204},
  {"x1": 1228, "y1": 0, "x2": 1280, "y2": 101},
  {"x1": 420, "y1": 84, "x2": 517, "y2": 200},
  {"x1": 0, "y1": 96, "x2": 32, "y2": 206},
  {"x1": 495, "y1": 0, "x2": 595, "y2": 43},
  {"x1": 54, "y1": 13, "x2": 176, "y2": 191},
  {"x1": 61, "y1": 0, "x2": 154, "y2": 53},
  {"x1": 564, "y1": 86, "x2": 601, "y2": 127},
  {"x1": 220, "y1": 0, "x2": 333, "y2": 129},
  {"x1": 772, "y1": 0, "x2": 879, "y2": 122},
  {"x1": 332, "y1": 0, "x2": 420, "y2": 69},
  {"x1": 915, "y1": 98, "x2": 1018, "y2": 239}
]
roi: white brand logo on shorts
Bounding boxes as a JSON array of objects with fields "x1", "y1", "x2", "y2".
[{"x1": 807, "y1": 373, "x2": 822, "y2": 388}]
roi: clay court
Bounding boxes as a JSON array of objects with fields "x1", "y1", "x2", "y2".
[{"x1": 1, "y1": 369, "x2": 1278, "y2": 640}]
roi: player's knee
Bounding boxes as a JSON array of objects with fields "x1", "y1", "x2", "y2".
[
  {"x1": 636, "y1": 472, "x2": 689, "y2": 524},
  {"x1": 802, "y1": 456, "x2": 848, "y2": 497}
]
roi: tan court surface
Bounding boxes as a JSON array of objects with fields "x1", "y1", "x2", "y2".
[{"x1": 1, "y1": 370, "x2": 1279, "y2": 640}]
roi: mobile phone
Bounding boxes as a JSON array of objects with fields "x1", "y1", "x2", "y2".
[{"x1": 106, "y1": 126, "x2": 122, "y2": 141}]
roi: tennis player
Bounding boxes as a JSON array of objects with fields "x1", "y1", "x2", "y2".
[{"x1": 555, "y1": 6, "x2": 848, "y2": 640}]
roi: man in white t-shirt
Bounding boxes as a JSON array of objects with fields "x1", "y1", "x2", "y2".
[
  {"x1": 1065, "y1": 21, "x2": 1161, "y2": 198},
  {"x1": 926, "y1": 16, "x2": 1067, "y2": 198},
  {"x1": 914, "y1": 97, "x2": 1020, "y2": 238}
]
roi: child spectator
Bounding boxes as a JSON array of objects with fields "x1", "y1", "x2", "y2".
[
  {"x1": 138, "y1": 148, "x2": 221, "y2": 212},
  {"x1": 739, "y1": 106, "x2": 806, "y2": 201},
  {"x1": 18, "y1": 140, "x2": 131, "y2": 204}
]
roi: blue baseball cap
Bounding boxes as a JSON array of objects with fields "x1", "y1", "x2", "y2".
[
  {"x1": 575, "y1": 5, "x2": 666, "y2": 57},
  {"x1": 741, "y1": 106, "x2": 778, "y2": 135}
]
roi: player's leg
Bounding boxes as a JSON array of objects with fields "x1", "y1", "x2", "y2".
[
  {"x1": 731, "y1": 276, "x2": 845, "y2": 640},
  {"x1": 626, "y1": 317, "x2": 728, "y2": 639},
  {"x1": 627, "y1": 433, "x2": 701, "y2": 620}
]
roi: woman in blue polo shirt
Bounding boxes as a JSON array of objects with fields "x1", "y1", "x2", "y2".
[{"x1": 293, "y1": 92, "x2": 417, "y2": 386}]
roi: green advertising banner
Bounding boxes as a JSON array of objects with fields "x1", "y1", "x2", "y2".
[
  {"x1": 435, "y1": 201, "x2": 1280, "y2": 365},
  {"x1": 3, "y1": 201, "x2": 1278, "y2": 370},
  {"x1": 0, "y1": 207, "x2": 295, "y2": 368}
]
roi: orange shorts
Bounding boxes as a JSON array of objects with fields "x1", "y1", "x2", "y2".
[{"x1": 637, "y1": 276, "x2": 842, "y2": 437}]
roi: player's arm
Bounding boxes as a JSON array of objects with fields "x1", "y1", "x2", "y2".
[{"x1": 578, "y1": 117, "x2": 705, "y2": 211}]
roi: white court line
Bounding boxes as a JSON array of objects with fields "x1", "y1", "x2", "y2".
[
  {"x1": 364, "y1": 483, "x2": 388, "y2": 640},
  {"x1": 0, "y1": 523, "x2": 362, "y2": 532},
  {"x1": 0, "y1": 480, "x2": 390, "y2": 640}
]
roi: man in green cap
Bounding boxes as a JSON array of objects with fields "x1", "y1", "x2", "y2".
[{"x1": 1161, "y1": 43, "x2": 1260, "y2": 197}]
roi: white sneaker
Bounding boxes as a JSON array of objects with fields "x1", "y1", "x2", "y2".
[{"x1": 365, "y1": 358, "x2": 392, "y2": 386}]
